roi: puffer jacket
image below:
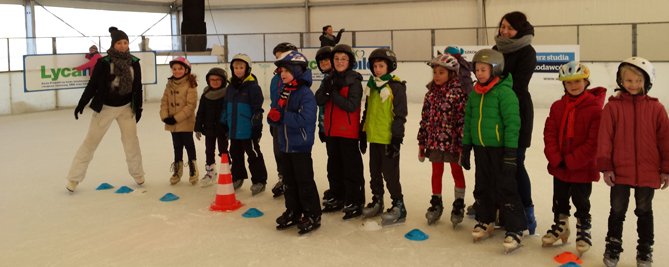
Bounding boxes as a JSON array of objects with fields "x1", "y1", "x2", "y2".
[
  {"x1": 221, "y1": 74, "x2": 264, "y2": 140},
  {"x1": 274, "y1": 69, "x2": 317, "y2": 153},
  {"x1": 544, "y1": 87, "x2": 606, "y2": 183},
  {"x1": 160, "y1": 76, "x2": 197, "y2": 132},
  {"x1": 417, "y1": 78, "x2": 467, "y2": 154},
  {"x1": 462, "y1": 74, "x2": 519, "y2": 148},
  {"x1": 597, "y1": 92, "x2": 669, "y2": 188},
  {"x1": 315, "y1": 69, "x2": 363, "y2": 139},
  {"x1": 363, "y1": 75, "x2": 408, "y2": 145},
  {"x1": 195, "y1": 86, "x2": 226, "y2": 134}
]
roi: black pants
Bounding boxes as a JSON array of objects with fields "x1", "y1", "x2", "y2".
[
  {"x1": 552, "y1": 177, "x2": 592, "y2": 221},
  {"x1": 171, "y1": 132, "x2": 196, "y2": 162},
  {"x1": 324, "y1": 138, "x2": 343, "y2": 200},
  {"x1": 368, "y1": 143, "x2": 402, "y2": 199},
  {"x1": 282, "y1": 152, "x2": 321, "y2": 218},
  {"x1": 270, "y1": 126, "x2": 284, "y2": 179},
  {"x1": 607, "y1": 185, "x2": 655, "y2": 252},
  {"x1": 326, "y1": 137, "x2": 365, "y2": 206},
  {"x1": 516, "y1": 147, "x2": 534, "y2": 208},
  {"x1": 472, "y1": 146, "x2": 527, "y2": 232},
  {"x1": 229, "y1": 139, "x2": 267, "y2": 184},
  {"x1": 204, "y1": 129, "x2": 228, "y2": 165}
]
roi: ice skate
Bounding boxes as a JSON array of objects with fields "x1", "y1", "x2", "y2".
[
  {"x1": 200, "y1": 164, "x2": 216, "y2": 187},
  {"x1": 133, "y1": 176, "x2": 145, "y2": 186},
  {"x1": 472, "y1": 222, "x2": 494, "y2": 242},
  {"x1": 542, "y1": 214, "x2": 570, "y2": 247},
  {"x1": 250, "y1": 183, "x2": 266, "y2": 196},
  {"x1": 322, "y1": 199, "x2": 344, "y2": 213},
  {"x1": 575, "y1": 218, "x2": 592, "y2": 255},
  {"x1": 503, "y1": 231, "x2": 523, "y2": 254},
  {"x1": 66, "y1": 180, "x2": 79, "y2": 192},
  {"x1": 381, "y1": 198, "x2": 406, "y2": 226},
  {"x1": 276, "y1": 210, "x2": 300, "y2": 230},
  {"x1": 636, "y1": 244, "x2": 653, "y2": 267},
  {"x1": 297, "y1": 215, "x2": 321, "y2": 235},
  {"x1": 188, "y1": 160, "x2": 199, "y2": 185},
  {"x1": 466, "y1": 204, "x2": 476, "y2": 217},
  {"x1": 362, "y1": 194, "x2": 384, "y2": 218},
  {"x1": 342, "y1": 204, "x2": 362, "y2": 220},
  {"x1": 603, "y1": 237, "x2": 623, "y2": 267},
  {"x1": 169, "y1": 161, "x2": 183, "y2": 185},
  {"x1": 271, "y1": 178, "x2": 285, "y2": 198},
  {"x1": 232, "y1": 179, "x2": 244, "y2": 190},
  {"x1": 450, "y1": 198, "x2": 465, "y2": 228},
  {"x1": 525, "y1": 206, "x2": 537, "y2": 235},
  {"x1": 425, "y1": 195, "x2": 444, "y2": 225}
]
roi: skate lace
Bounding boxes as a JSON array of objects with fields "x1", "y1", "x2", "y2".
[
  {"x1": 505, "y1": 232, "x2": 522, "y2": 243},
  {"x1": 547, "y1": 221, "x2": 566, "y2": 237},
  {"x1": 576, "y1": 226, "x2": 592, "y2": 245},
  {"x1": 474, "y1": 222, "x2": 488, "y2": 231},
  {"x1": 170, "y1": 162, "x2": 179, "y2": 176}
]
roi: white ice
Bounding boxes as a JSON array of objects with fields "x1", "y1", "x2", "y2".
[{"x1": 0, "y1": 102, "x2": 666, "y2": 267}]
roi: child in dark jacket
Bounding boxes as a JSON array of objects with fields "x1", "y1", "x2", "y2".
[
  {"x1": 315, "y1": 44, "x2": 366, "y2": 220},
  {"x1": 360, "y1": 48, "x2": 408, "y2": 226},
  {"x1": 195, "y1": 67, "x2": 229, "y2": 187},
  {"x1": 542, "y1": 62, "x2": 605, "y2": 255},
  {"x1": 598, "y1": 57, "x2": 669, "y2": 267},
  {"x1": 268, "y1": 51, "x2": 320, "y2": 235},
  {"x1": 221, "y1": 53, "x2": 268, "y2": 196}
]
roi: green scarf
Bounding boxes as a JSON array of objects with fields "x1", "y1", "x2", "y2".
[{"x1": 365, "y1": 74, "x2": 393, "y2": 102}]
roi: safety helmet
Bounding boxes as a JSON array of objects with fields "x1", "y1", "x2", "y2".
[
  {"x1": 558, "y1": 61, "x2": 590, "y2": 81},
  {"x1": 205, "y1": 67, "x2": 228, "y2": 87},
  {"x1": 169, "y1": 56, "x2": 192, "y2": 73},
  {"x1": 472, "y1": 49, "x2": 504, "y2": 77},
  {"x1": 616, "y1": 56, "x2": 655, "y2": 91},
  {"x1": 331, "y1": 44, "x2": 356, "y2": 69},
  {"x1": 429, "y1": 53, "x2": 460, "y2": 73},
  {"x1": 367, "y1": 48, "x2": 397, "y2": 75},
  {"x1": 274, "y1": 51, "x2": 308, "y2": 69},
  {"x1": 230, "y1": 53, "x2": 253, "y2": 76},
  {"x1": 316, "y1": 46, "x2": 333, "y2": 62},
  {"x1": 272, "y1": 42, "x2": 298, "y2": 56}
]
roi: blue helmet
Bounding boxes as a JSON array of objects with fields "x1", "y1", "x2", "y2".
[{"x1": 275, "y1": 51, "x2": 309, "y2": 78}]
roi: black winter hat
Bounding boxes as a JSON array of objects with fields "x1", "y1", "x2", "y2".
[
  {"x1": 109, "y1": 26, "x2": 129, "y2": 48},
  {"x1": 499, "y1": 11, "x2": 534, "y2": 38}
]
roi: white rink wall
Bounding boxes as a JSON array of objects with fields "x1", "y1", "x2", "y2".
[{"x1": 1, "y1": 61, "x2": 668, "y2": 115}]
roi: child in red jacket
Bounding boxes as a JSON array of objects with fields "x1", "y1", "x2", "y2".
[
  {"x1": 597, "y1": 57, "x2": 669, "y2": 267},
  {"x1": 542, "y1": 62, "x2": 605, "y2": 255}
]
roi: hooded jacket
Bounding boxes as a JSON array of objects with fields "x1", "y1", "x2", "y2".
[
  {"x1": 221, "y1": 74, "x2": 264, "y2": 140},
  {"x1": 315, "y1": 69, "x2": 363, "y2": 139},
  {"x1": 597, "y1": 92, "x2": 669, "y2": 188},
  {"x1": 272, "y1": 69, "x2": 317, "y2": 153},
  {"x1": 160, "y1": 76, "x2": 198, "y2": 132},
  {"x1": 544, "y1": 87, "x2": 606, "y2": 183},
  {"x1": 418, "y1": 78, "x2": 467, "y2": 154}
]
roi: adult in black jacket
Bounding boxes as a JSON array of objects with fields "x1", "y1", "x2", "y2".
[
  {"x1": 319, "y1": 25, "x2": 345, "y2": 47},
  {"x1": 66, "y1": 27, "x2": 145, "y2": 192},
  {"x1": 493, "y1": 11, "x2": 538, "y2": 234}
]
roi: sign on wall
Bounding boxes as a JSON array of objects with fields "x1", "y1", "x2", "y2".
[
  {"x1": 301, "y1": 46, "x2": 383, "y2": 81},
  {"x1": 23, "y1": 51, "x2": 157, "y2": 92}
]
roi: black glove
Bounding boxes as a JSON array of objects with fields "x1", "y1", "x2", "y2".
[
  {"x1": 503, "y1": 148, "x2": 518, "y2": 177},
  {"x1": 74, "y1": 105, "x2": 84, "y2": 120},
  {"x1": 163, "y1": 116, "x2": 177, "y2": 125},
  {"x1": 319, "y1": 131, "x2": 327, "y2": 143},
  {"x1": 459, "y1": 144, "x2": 472, "y2": 170},
  {"x1": 135, "y1": 108, "x2": 142, "y2": 123},
  {"x1": 385, "y1": 137, "x2": 402, "y2": 159},
  {"x1": 358, "y1": 131, "x2": 367, "y2": 154}
]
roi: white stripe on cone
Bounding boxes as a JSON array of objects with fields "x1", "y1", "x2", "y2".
[
  {"x1": 216, "y1": 183, "x2": 235, "y2": 195},
  {"x1": 218, "y1": 163, "x2": 230, "y2": 174}
]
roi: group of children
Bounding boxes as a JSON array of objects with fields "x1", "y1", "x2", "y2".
[{"x1": 69, "y1": 27, "x2": 669, "y2": 265}]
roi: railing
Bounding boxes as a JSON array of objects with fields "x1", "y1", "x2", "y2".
[{"x1": 2, "y1": 21, "x2": 668, "y2": 72}]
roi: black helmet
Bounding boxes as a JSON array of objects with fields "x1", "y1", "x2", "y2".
[
  {"x1": 205, "y1": 67, "x2": 228, "y2": 88},
  {"x1": 316, "y1": 46, "x2": 333, "y2": 62},
  {"x1": 331, "y1": 44, "x2": 356, "y2": 70},
  {"x1": 367, "y1": 47, "x2": 397, "y2": 75},
  {"x1": 272, "y1": 42, "x2": 298, "y2": 56}
]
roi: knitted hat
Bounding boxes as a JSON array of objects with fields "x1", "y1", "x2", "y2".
[
  {"x1": 445, "y1": 46, "x2": 464, "y2": 56},
  {"x1": 109, "y1": 26, "x2": 129, "y2": 48},
  {"x1": 499, "y1": 11, "x2": 534, "y2": 38}
]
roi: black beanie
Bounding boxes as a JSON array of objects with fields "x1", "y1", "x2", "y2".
[
  {"x1": 109, "y1": 26, "x2": 129, "y2": 48},
  {"x1": 500, "y1": 11, "x2": 534, "y2": 38}
]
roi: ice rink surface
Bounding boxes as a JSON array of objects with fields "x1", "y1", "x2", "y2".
[{"x1": 1, "y1": 102, "x2": 667, "y2": 266}]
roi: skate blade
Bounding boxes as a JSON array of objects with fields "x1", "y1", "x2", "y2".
[
  {"x1": 504, "y1": 243, "x2": 522, "y2": 254},
  {"x1": 298, "y1": 224, "x2": 321, "y2": 235},
  {"x1": 381, "y1": 218, "x2": 406, "y2": 226},
  {"x1": 276, "y1": 223, "x2": 297, "y2": 230}
]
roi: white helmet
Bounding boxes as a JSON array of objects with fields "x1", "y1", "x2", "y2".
[
  {"x1": 558, "y1": 61, "x2": 590, "y2": 81},
  {"x1": 617, "y1": 57, "x2": 655, "y2": 91},
  {"x1": 231, "y1": 53, "x2": 253, "y2": 75},
  {"x1": 429, "y1": 53, "x2": 460, "y2": 73}
]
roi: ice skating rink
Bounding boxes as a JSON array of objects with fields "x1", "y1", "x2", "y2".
[{"x1": 1, "y1": 102, "x2": 666, "y2": 267}]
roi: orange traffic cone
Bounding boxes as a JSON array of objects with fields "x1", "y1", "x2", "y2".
[{"x1": 210, "y1": 153, "x2": 243, "y2": 212}]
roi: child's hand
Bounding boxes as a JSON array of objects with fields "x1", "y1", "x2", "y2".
[
  {"x1": 603, "y1": 171, "x2": 616, "y2": 187},
  {"x1": 661, "y1": 173, "x2": 669, "y2": 190},
  {"x1": 195, "y1": 132, "x2": 202, "y2": 141}
]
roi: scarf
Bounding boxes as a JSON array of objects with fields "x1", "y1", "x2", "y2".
[
  {"x1": 365, "y1": 74, "x2": 392, "y2": 102},
  {"x1": 106, "y1": 48, "x2": 133, "y2": 95},
  {"x1": 494, "y1": 34, "x2": 533, "y2": 53},
  {"x1": 558, "y1": 92, "x2": 588, "y2": 149},
  {"x1": 278, "y1": 80, "x2": 298, "y2": 108},
  {"x1": 203, "y1": 86, "x2": 225, "y2": 100},
  {"x1": 474, "y1": 76, "x2": 500, "y2": 94}
]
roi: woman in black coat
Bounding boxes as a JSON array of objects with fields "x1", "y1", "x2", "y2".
[
  {"x1": 319, "y1": 25, "x2": 345, "y2": 47},
  {"x1": 493, "y1": 11, "x2": 538, "y2": 234}
]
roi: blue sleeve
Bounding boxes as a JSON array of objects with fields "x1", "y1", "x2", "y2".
[{"x1": 269, "y1": 74, "x2": 281, "y2": 109}]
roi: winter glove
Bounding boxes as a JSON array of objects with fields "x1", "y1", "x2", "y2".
[
  {"x1": 358, "y1": 131, "x2": 367, "y2": 154},
  {"x1": 163, "y1": 116, "x2": 177, "y2": 125},
  {"x1": 418, "y1": 145, "x2": 426, "y2": 162},
  {"x1": 74, "y1": 104, "x2": 85, "y2": 120},
  {"x1": 135, "y1": 108, "x2": 142, "y2": 123},
  {"x1": 195, "y1": 132, "x2": 202, "y2": 141},
  {"x1": 385, "y1": 137, "x2": 402, "y2": 159},
  {"x1": 603, "y1": 171, "x2": 616, "y2": 187},
  {"x1": 319, "y1": 131, "x2": 327, "y2": 143},
  {"x1": 459, "y1": 144, "x2": 472, "y2": 170},
  {"x1": 268, "y1": 108, "x2": 282, "y2": 123},
  {"x1": 661, "y1": 173, "x2": 669, "y2": 190},
  {"x1": 502, "y1": 148, "x2": 518, "y2": 178}
]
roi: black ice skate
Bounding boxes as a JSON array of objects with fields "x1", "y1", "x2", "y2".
[
  {"x1": 271, "y1": 179, "x2": 285, "y2": 198},
  {"x1": 381, "y1": 198, "x2": 406, "y2": 226},
  {"x1": 276, "y1": 210, "x2": 300, "y2": 230},
  {"x1": 425, "y1": 195, "x2": 443, "y2": 225},
  {"x1": 362, "y1": 194, "x2": 384, "y2": 218},
  {"x1": 297, "y1": 215, "x2": 321, "y2": 235},
  {"x1": 342, "y1": 204, "x2": 362, "y2": 220},
  {"x1": 450, "y1": 198, "x2": 465, "y2": 228}
]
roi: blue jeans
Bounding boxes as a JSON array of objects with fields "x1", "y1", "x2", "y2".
[{"x1": 516, "y1": 147, "x2": 533, "y2": 208}]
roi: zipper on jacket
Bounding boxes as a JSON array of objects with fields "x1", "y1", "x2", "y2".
[
  {"x1": 634, "y1": 96, "x2": 638, "y2": 186},
  {"x1": 477, "y1": 94, "x2": 486, "y2": 147},
  {"x1": 283, "y1": 92, "x2": 293, "y2": 153},
  {"x1": 495, "y1": 124, "x2": 500, "y2": 142}
]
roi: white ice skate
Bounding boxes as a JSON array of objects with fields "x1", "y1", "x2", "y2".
[
  {"x1": 542, "y1": 214, "x2": 570, "y2": 247},
  {"x1": 575, "y1": 218, "x2": 592, "y2": 255},
  {"x1": 503, "y1": 231, "x2": 523, "y2": 254},
  {"x1": 472, "y1": 222, "x2": 494, "y2": 242},
  {"x1": 200, "y1": 164, "x2": 216, "y2": 187}
]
